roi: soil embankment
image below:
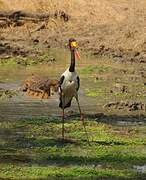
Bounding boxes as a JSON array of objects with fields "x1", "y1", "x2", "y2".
[{"x1": 0, "y1": 0, "x2": 145, "y2": 63}]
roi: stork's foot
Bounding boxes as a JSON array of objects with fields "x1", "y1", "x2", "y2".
[
  {"x1": 61, "y1": 137, "x2": 65, "y2": 143},
  {"x1": 61, "y1": 133, "x2": 65, "y2": 142},
  {"x1": 80, "y1": 113, "x2": 84, "y2": 124}
]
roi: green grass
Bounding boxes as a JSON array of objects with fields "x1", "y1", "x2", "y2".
[
  {"x1": 0, "y1": 52, "x2": 56, "y2": 66},
  {"x1": 0, "y1": 165, "x2": 135, "y2": 178},
  {"x1": 0, "y1": 89, "x2": 18, "y2": 101},
  {"x1": 86, "y1": 88, "x2": 104, "y2": 97},
  {"x1": 0, "y1": 117, "x2": 146, "y2": 179},
  {"x1": 80, "y1": 65, "x2": 111, "y2": 74},
  {"x1": 0, "y1": 57, "x2": 33, "y2": 66}
]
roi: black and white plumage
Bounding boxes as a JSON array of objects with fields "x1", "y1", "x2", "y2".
[
  {"x1": 59, "y1": 69, "x2": 80, "y2": 109},
  {"x1": 58, "y1": 38, "x2": 84, "y2": 140}
]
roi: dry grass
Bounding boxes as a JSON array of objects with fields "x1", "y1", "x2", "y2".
[
  {"x1": 0, "y1": 0, "x2": 72, "y2": 13},
  {"x1": 0, "y1": 0, "x2": 146, "y2": 51},
  {"x1": 1, "y1": 0, "x2": 146, "y2": 28},
  {"x1": 1, "y1": 0, "x2": 145, "y2": 23}
]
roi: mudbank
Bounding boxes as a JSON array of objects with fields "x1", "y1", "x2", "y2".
[{"x1": 0, "y1": 0, "x2": 145, "y2": 65}]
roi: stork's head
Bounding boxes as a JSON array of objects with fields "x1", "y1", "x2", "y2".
[
  {"x1": 69, "y1": 38, "x2": 77, "y2": 50},
  {"x1": 68, "y1": 38, "x2": 80, "y2": 59}
]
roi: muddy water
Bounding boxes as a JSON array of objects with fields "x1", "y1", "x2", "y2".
[
  {"x1": 133, "y1": 165, "x2": 146, "y2": 173},
  {"x1": 0, "y1": 49, "x2": 98, "y2": 121},
  {"x1": 0, "y1": 49, "x2": 146, "y2": 124}
]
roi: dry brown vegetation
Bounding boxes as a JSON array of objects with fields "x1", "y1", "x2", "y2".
[{"x1": 0, "y1": 0, "x2": 146, "y2": 60}]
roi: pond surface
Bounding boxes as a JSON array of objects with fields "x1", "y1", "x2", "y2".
[
  {"x1": 133, "y1": 165, "x2": 146, "y2": 173},
  {"x1": 0, "y1": 49, "x2": 99, "y2": 121},
  {"x1": 0, "y1": 49, "x2": 146, "y2": 125}
]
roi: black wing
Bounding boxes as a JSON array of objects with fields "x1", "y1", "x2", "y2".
[
  {"x1": 59, "y1": 75, "x2": 65, "y2": 89},
  {"x1": 59, "y1": 75, "x2": 65, "y2": 108},
  {"x1": 76, "y1": 76, "x2": 80, "y2": 91}
]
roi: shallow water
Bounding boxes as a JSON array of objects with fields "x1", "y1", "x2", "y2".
[
  {"x1": 133, "y1": 165, "x2": 146, "y2": 173},
  {"x1": 0, "y1": 49, "x2": 146, "y2": 125},
  {"x1": 0, "y1": 80, "x2": 99, "y2": 121},
  {"x1": 0, "y1": 50, "x2": 99, "y2": 121}
]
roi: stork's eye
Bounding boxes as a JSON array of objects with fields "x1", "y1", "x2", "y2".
[{"x1": 71, "y1": 41, "x2": 77, "y2": 47}]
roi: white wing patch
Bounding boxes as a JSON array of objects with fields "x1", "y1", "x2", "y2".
[{"x1": 60, "y1": 68, "x2": 79, "y2": 107}]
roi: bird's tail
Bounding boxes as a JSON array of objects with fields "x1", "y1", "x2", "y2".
[{"x1": 59, "y1": 97, "x2": 72, "y2": 109}]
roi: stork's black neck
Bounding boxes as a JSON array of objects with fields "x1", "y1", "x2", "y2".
[{"x1": 69, "y1": 49, "x2": 75, "y2": 72}]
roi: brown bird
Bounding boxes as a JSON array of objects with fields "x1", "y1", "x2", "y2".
[{"x1": 21, "y1": 74, "x2": 59, "y2": 99}]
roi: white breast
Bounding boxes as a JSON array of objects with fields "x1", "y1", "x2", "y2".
[
  {"x1": 61, "y1": 68, "x2": 78, "y2": 90},
  {"x1": 60, "y1": 68, "x2": 78, "y2": 106}
]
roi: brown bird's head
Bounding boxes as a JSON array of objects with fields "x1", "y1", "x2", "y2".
[{"x1": 68, "y1": 38, "x2": 80, "y2": 59}]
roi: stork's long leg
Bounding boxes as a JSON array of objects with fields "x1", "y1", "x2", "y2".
[
  {"x1": 62, "y1": 107, "x2": 65, "y2": 140},
  {"x1": 75, "y1": 95, "x2": 84, "y2": 122},
  {"x1": 61, "y1": 95, "x2": 65, "y2": 141},
  {"x1": 75, "y1": 95, "x2": 90, "y2": 144}
]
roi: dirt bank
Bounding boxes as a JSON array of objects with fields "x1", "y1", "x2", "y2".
[{"x1": 0, "y1": 0, "x2": 145, "y2": 63}]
